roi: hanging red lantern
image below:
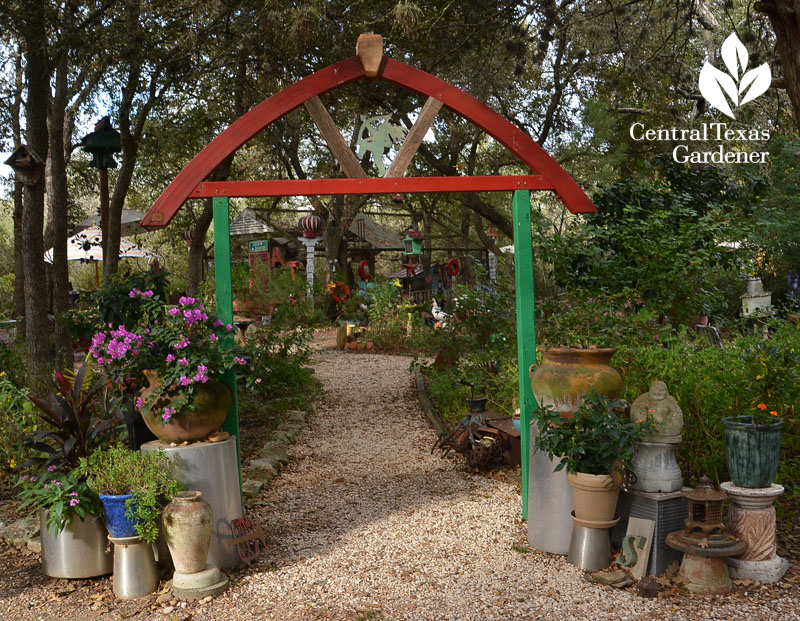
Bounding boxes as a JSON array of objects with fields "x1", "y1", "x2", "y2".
[{"x1": 299, "y1": 214, "x2": 322, "y2": 238}]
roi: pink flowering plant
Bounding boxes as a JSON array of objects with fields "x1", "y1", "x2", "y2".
[
  {"x1": 90, "y1": 290, "x2": 260, "y2": 424},
  {"x1": 16, "y1": 468, "x2": 103, "y2": 533}
]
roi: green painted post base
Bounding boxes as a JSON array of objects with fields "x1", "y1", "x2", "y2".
[
  {"x1": 213, "y1": 197, "x2": 241, "y2": 487},
  {"x1": 513, "y1": 190, "x2": 538, "y2": 521}
]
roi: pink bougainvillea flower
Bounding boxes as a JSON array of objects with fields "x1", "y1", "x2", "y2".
[
  {"x1": 180, "y1": 376, "x2": 192, "y2": 386},
  {"x1": 179, "y1": 357, "x2": 188, "y2": 366},
  {"x1": 166, "y1": 353, "x2": 176, "y2": 363}
]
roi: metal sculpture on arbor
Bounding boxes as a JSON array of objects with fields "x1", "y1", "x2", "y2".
[{"x1": 355, "y1": 114, "x2": 407, "y2": 176}]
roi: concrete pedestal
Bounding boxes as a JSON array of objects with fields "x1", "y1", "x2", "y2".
[
  {"x1": 527, "y1": 425, "x2": 573, "y2": 555},
  {"x1": 630, "y1": 442, "x2": 682, "y2": 493},
  {"x1": 142, "y1": 436, "x2": 243, "y2": 569},
  {"x1": 722, "y1": 482, "x2": 789, "y2": 583},
  {"x1": 169, "y1": 566, "x2": 230, "y2": 601},
  {"x1": 611, "y1": 488, "x2": 687, "y2": 575}
]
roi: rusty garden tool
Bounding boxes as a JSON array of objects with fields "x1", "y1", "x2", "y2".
[{"x1": 229, "y1": 517, "x2": 266, "y2": 565}]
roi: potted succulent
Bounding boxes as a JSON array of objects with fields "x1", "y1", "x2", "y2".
[
  {"x1": 18, "y1": 363, "x2": 121, "y2": 578},
  {"x1": 77, "y1": 446, "x2": 183, "y2": 544},
  {"x1": 533, "y1": 394, "x2": 651, "y2": 521},
  {"x1": 90, "y1": 288, "x2": 261, "y2": 443}
]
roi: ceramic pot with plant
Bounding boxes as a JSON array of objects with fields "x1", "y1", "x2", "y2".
[
  {"x1": 78, "y1": 446, "x2": 183, "y2": 544},
  {"x1": 17, "y1": 469, "x2": 111, "y2": 578},
  {"x1": 723, "y1": 404, "x2": 783, "y2": 488},
  {"x1": 16, "y1": 363, "x2": 121, "y2": 578},
  {"x1": 534, "y1": 394, "x2": 651, "y2": 522},
  {"x1": 90, "y1": 290, "x2": 261, "y2": 443}
]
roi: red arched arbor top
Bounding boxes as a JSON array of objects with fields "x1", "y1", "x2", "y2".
[{"x1": 141, "y1": 55, "x2": 595, "y2": 228}]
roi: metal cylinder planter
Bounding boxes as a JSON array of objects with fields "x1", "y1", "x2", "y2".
[
  {"x1": 40, "y1": 511, "x2": 113, "y2": 579},
  {"x1": 723, "y1": 416, "x2": 783, "y2": 488},
  {"x1": 162, "y1": 491, "x2": 213, "y2": 574}
]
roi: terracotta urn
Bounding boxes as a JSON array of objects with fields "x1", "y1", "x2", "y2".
[
  {"x1": 138, "y1": 370, "x2": 232, "y2": 443},
  {"x1": 162, "y1": 491, "x2": 213, "y2": 574},
  {"x1": 530, "y1": 347, "x2": 622, "y2": 413}
]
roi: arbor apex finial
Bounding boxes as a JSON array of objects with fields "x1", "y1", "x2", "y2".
[{"x1": 356, "y1": 33, "x2": 383, "y2": 78}]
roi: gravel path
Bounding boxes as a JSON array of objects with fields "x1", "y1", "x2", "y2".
[{"x1": 194, "y1": 343, "x2": 800, "y2": 621}]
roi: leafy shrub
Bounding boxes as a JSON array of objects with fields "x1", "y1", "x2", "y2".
[
  {"x1": 78, "y1": 446, "x2": 182, "y2": 543},
  {"x1": 0, "y1": 273, "x2": 14, "y2": 320},
  {"x1": 0, "y1": 367, "x2": 36, "y2": 471}
]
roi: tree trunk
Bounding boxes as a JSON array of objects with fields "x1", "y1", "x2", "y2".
[
  {"x1": 22, "y1": 1, "x2": 52, "y2": 391},
  {"x1": 756, "y1": 1, "x2": 800, "y2": 131},
  {"x1": 456, "y1": 207, "x2": 473, "y2": 284},
  {"x1": 47, "y1": 55, "x2": 73, "y2": 372},
  {"x1": 187, "y1": 200, "x2": 214, "y2": 296},
  {"x1": 12, "y1": 46, "x2": 25, "y2": 341}
]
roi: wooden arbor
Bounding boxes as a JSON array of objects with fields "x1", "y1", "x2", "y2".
[{"x1": 141, "y1": 36, "x2": 596, "y2": 518}]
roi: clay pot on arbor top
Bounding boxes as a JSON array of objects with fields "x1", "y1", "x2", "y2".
[
  {"x1": 162, "y1": 491, "x2": 213, "y2": 575},
  {"x1": 530, "y1": 347, "x2": 623, "y2": 413}
]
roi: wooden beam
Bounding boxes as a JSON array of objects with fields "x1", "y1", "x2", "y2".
[
  {"x1": 191, "y1": 175, "x2": 554, "y2": 198},
  {"x1": 304, "y1": 96, "x2": 367, "y2": 179},
  {"x1": 385, "y1": 97, "x2": 443, "y2": 178}
]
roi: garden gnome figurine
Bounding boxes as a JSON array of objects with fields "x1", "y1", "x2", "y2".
[{"x1": 630, "y1": 381, "x2": 683, "y2": 443}]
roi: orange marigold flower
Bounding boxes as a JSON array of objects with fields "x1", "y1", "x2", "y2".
[
  {"x1": 770, "y1": 411, "x2": 778, "y2": 417},
  {"x1": 757, "y1": 403, "x2": 767, "y2": 410}
]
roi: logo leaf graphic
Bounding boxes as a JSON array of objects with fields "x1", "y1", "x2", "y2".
[
  {"x1": 721, "y1": 33, "x2": 749, "y2": 80},
  {"x1": 739, "y1": 62, "x2": 771, "y2": 106},
  {"x1": 699, "y1": 63, "x2": 738, "y2": 118}
]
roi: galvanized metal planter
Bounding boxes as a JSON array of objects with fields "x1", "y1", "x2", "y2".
[
  {"x1": 723, "y1": 416, "x2": 783, "y2": 488},
  {"x1": 40, "y1": 510, "x2": 112, "y2": 579}
]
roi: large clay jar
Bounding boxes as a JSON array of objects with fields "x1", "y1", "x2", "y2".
[
  {"x1": 162, "y1": 491, "x2": 213, "y2": 574},
  {"x1": 138, "y1": 370, "x2": 232, "y2": 443},
  {"x1": 530, "y1": 347, "x2": 623, "y2": 413}
]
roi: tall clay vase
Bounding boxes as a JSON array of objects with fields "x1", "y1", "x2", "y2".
[
  {"x1": 566, "y1": 471, "x2": 620, "y2": 522},
  {"x1": 162, "y1": 491, "x2": 213, "y2": 574}
]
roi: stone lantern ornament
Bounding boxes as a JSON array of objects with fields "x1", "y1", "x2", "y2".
[
  {"x1": 629, "y1": 381, "x2": 683, "y2": 493},
  {"x1": 666, "y1": 476, "x2": 746, "y2": 594}
]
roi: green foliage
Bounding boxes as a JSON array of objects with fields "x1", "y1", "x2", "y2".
[
  {"x1": 0, "y1": 272, "x2": 14, "y2": 320},
  {"x1": 78, "y1": 446, "x2": 183, "y2": 544},
  {"x1": 89, "y1": 268, "x2": 171, "y2": 330},
  {"x1": 534, "y1": 394, "x2": 652, "y2": 475},
  {"x1": 17, "y1": 469, "x2": 103, "y2": 534},
  {"x1": 0, "y1": 364, "x2": 36, "y2": 471},
  {"x1": 614, "y1": 323, "x2": 800, "y2": 507},
  {"x1": 539, "y1": 160, "x2": 753, "y2": 325},
  {"x1": 25, "y1": 362, "x2": 122, "y2": 472}
]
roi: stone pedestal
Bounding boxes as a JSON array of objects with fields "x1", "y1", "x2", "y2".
[
  {"x1": 630, "y1": 442, "x2": 682, "y2": 493},
  {"x1": 722, "y1": 482, "x2": 789, "y2": 583},
  {"x1": 611, "y1": 488, "x2": 687, "y2": 575}
]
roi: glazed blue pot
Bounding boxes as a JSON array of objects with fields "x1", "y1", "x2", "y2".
[
  {"x1": 723, "y1": 416, "x2": 783, "y2": 488},
  {"x1": 99, "y1": 493, "x2": 138, "y2": 538}
]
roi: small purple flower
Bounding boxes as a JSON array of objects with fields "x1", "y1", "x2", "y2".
[
  {"x1": 226, "y1": 323, "x2": 233, "y2": 331},
  {"x1": 174, "y1": 336, "x2": 190, "y2": 349},
  {"x1": 179, "y1": 357, "x2": 188, "y2": 366},
  {"x1": 53, "y1": 481, "x2": 62, "y2": 486},
  {"x1": 162, "y1": 411, "x2": 171, "y2": 421},
  {"x1": 29, "y1": 476, "x2": 37, "y2": 482},
  {"x1": 166, "y1": 353, "x2": 176, "y2": 363},
  {"x1": 209, "y1": 333, "x2": 217, "y2": 341},
  {"x1": 197, "y1": 364, "x2": 207, "y2": 374},
  {"x1": 255, "y1": 378, "x2": 262, "y2": 384},
  {"x1": 168, "y1": 307, "x2": 180, "y2": 316},
  {"x1": 213, "y1": 319, "x2": 223, "y2": 328},
  {"x1": 653, "y1": 334, "x2": 659, "y2": 340},
  {"x1": 179, "y1": 296, "x2": 196, "y2": 306},
  {"x1": 47, "y1": 465, "x2": 58, "y2": 472},
  {"x1": 129, "y1": 290, "x2": 136, "y2": 298},
  {"x1": 135, "y1": 397, "x2": 144, "y2": 409},
  {"x1": 233, "y1": 356, "x2": 246, "y2": 365},
  {"x1": 180, "y1": 376, "x2": 192, "y2": 386},
  {"x1": 69, "y1": 492, "x2": 78, "y2": 497},
  {"x1": 143, "y1": 290, "x2": 154, "y2": 298},
  {"x1": 69, "y1": 498, "x2": 80, "y2": 507}
]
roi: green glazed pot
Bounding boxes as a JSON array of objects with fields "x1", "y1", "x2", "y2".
[{"x1": 722, "y1": 416, "x2": 783, "y2": 488}]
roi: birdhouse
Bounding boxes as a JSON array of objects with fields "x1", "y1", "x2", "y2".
[
  {"x1": 4, "y1": 145, "x2": 45, "y2": 186},
  {"x1": 80, "y1": 116, "x2": 121, "y2": 169},
  {"x1": 403, "y1": 230, "x2": 424, "y2": 255}
]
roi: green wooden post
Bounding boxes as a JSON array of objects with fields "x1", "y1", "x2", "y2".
[
  {"x1": 213, "y1": 197, "x2": 241, "y2": 484},
  {"x1": 513, "y1": 190, "x2": 537, "y2": 521}
]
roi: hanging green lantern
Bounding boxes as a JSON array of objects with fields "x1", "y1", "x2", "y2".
[
  {"x1": 403, "y1": 230, "x2": 424, "y2": 255},
  {"x1": 80, "y1": 116, "x2": 121, "y2": 169}
]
